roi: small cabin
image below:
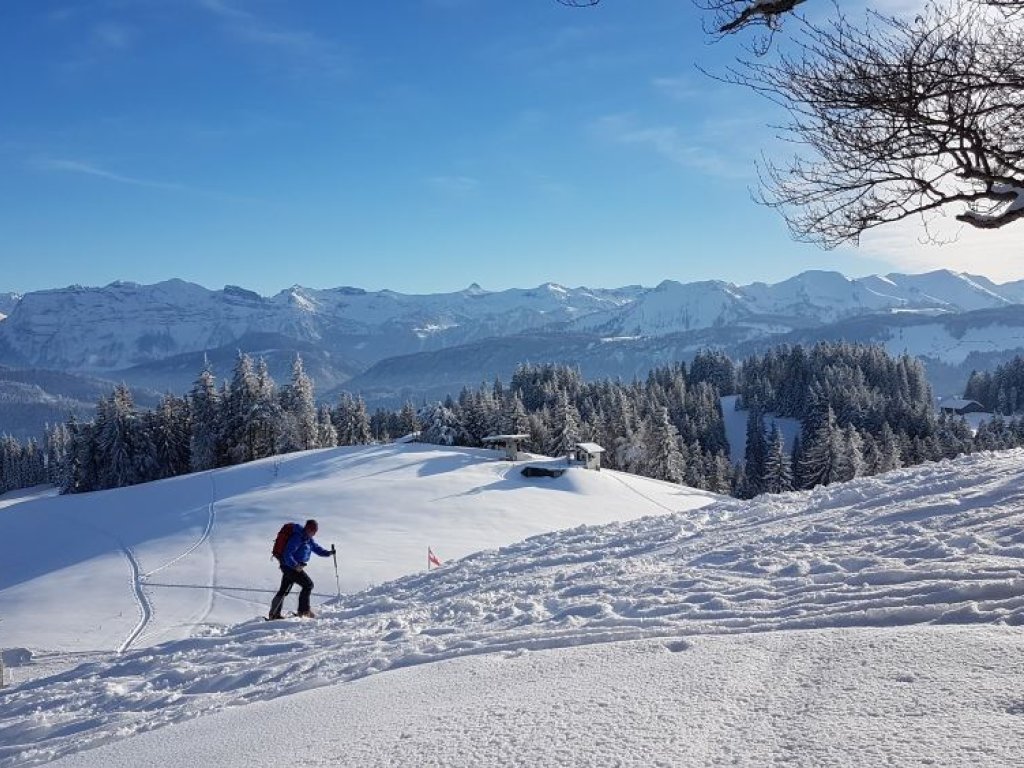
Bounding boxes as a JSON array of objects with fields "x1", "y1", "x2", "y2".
[
  {"x1": 574, "y1": 442, "x2": 605, "y2": 471},
  {"x1": 482, "y1": 433, "x2": 530, "y2": 461},
  {"x1": 939, "y1": 398, "x2": 987, "y2": 416}
]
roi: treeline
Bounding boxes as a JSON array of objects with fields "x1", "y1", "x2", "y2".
[
  {"x1": 0, "y1": 434, "x2": 48, "y2": 494},
  {"x1": 53, "y1": 354, "x2": 398, "y2": 494},
  {"x1": 414, "y1": 352, "x2": 736, "y2": 493},
  {"x1": 965, "y1": 357, "x2": 1024, "y2": 414},
  {"x1": 2, "y1": 343, "x2": 1021, "y2": 500},
  {"x1": 734, "y1": 344, "x2": 942, "y2": 496}
]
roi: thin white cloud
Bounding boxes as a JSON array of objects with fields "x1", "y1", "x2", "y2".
[
  {"x1": 852, "y1": 216, "x2": 1024, "y2": 282},
  {"x1": 35, "y1": 158, "x2": 186, "y2": 191},
  {"x1": 197, "y1": 0, "x2": 349, "y2": 78},
  {"x1": 91, "y1": 22, "x2": 136, "y2": 51},
  {"x1": 33, "y1": 157, "x2": 258, "y2": 203},
  {"x1": 652, "y1": 75, "x2": 700, "y2": 102},
  {"x1": 591, "y1": 113, "x2": 757, "y2": 180},
  {"x1": 46, "y1": 7, "x2": 78, "y2": 24},
  {"x1": 427, "y1": 175, "x2": 481, "y2": 194}
]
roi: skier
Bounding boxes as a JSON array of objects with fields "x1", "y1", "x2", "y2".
[{"x1": 268, "y1": 519, "x2": 335, "y2": 619}]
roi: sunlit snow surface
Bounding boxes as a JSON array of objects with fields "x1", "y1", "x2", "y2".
[{"x1": 3, "y1": 446, "x2": 1024, "y2": 766}]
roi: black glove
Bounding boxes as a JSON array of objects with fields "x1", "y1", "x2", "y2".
[{"x1": 331, "y1": 544, "x2": 336, "y2": 555}]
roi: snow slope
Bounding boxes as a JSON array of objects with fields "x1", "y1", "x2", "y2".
[
  {"x1": 0, "y1": 443, "x2": 717, "y2": 655},
  {"x1": 3, "y1": 447, "x2": 1024, "y2": 766},
  {"x1": 883, "y1": 320, "x2": 1024, "y2": 363}
]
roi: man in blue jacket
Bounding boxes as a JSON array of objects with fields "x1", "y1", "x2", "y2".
[{"x1": 269, "y1": 519, "x2": 334, "y2": 619}]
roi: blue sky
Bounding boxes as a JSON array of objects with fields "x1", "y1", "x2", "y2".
[{"x1": 2, "y1": 0, "x2": 1019, "y2": 296}]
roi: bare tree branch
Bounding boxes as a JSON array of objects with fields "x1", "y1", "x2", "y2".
[
  {"x1": 700, "y1": 0, "x2": 809, "y2": 34},
  {"x1": 554, "y1": 0, "x2": 1024, "y2": 243}
]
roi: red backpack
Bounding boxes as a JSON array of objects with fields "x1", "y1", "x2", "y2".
[{"x1": 272, "y1": 523, "x2": 296, "y2": 561}]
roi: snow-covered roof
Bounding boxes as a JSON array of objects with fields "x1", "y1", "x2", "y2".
[
  {"x1": 939, "y1": 398, "x2": 984, "y2": 410},
  {"x1": 482, "y1": 434, "x2": 531, "y2": 443},
  {"x1": 575, "y1": 442, "x2": 605, "y2": 454}
]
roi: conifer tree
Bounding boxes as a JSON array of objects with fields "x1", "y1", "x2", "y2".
[
  {"x1": 763, "y1": 422, "x2": 793, "y2": 493},
  {"x1": 224, "y1": 352, "x2": 260, "y2": 464},
  {"x1": 316, "y1": 404, "x2": 338, "y2": 448},
  {"x1": 189, "y1": 360, "x2": 221, "y2": 472},
  {"x1": 742, "y1": 407, "x2": 769, "y2": 497},
  {"x1": 397, "y1": 401, "x2": 420, "y2": 437},
  {"x1": 799, "y1": 405, "x2": 843, "y2": 489},
  {"x1": 645, "y1": 407, "x2": 685, "y2": 483},
  {"x1": 153, "y1": 394, "x2": 191, "y2": 479},
  {"x1": 835, "y1": 424, "x2": 864, "y2": 482},
  {"x1": 95, "y1": 384, "x2": 138, "y2": 489},
  {"x1": 420, "y1": 402, "x2": 464, "y2": 446},
  {"x1": 280, "y1": 354, "x2": 317, "y2": 452},
  {"x1": 550, "y1": 389, "x2": 582, "y2": 458}
]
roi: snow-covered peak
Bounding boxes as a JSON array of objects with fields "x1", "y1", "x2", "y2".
[
  {"x1": 579, "y1": 279, "x2": 752, "y2": 336},
  {"x1": 462, "y1": 282, "x2": 489, "y2": 296},
  {"x1": 0, "y1": 291, "x2": 20, "y2": 320},
  {"x1": 742, "y1": 270, "x2": 895, "y2": 321},
  {"x1": 874, "y1": 270, "x2": 1012, "y2": 311},
  {"x1": 3, "y1": 271, "x2": 1024, "y2": 381}
]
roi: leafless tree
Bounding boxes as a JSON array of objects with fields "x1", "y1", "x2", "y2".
[
  {"x1": 558, "y1": 0, "x2": 1024, "y2": 36},
  {"x1": 726, "y1": 2, "x2": 1024, "y2": 245},
  {"x1": 556, "y1": 0, "x2": 1024, "y2": 244},
  {"x1": 557, "y1": 0, "x2": 808, "y2": 37}
]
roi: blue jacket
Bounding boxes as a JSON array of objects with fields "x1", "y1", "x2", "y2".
[{"x1": 281, "y1": 523, "x2": 331, "y2": 569}]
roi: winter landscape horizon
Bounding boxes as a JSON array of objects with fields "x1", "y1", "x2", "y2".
[
  {"x1": 6, "y1": 0, "x2": 1024, "y2": 764},
  {"x1": 5, "y1": 263, "x2": 1024, "y2": 765}
]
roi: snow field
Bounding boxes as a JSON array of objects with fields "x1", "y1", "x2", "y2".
[
  {"x1": 3, "y1": 447, "x2": 1024, "y2": 765},
  {"x1": 0, "y1": 443, "x2": 717, "y2": 656},
  {"x1": 34, "y1": 628, "x2": 1024, "y2": 768}
]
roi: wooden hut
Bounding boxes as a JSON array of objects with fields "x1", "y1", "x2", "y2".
[
  {"x1": 574, "y1": 442, "x2": 605, "y2": 471},
  {"x1": 482, "y1": 434, "x2": 530, "y2": 461}
]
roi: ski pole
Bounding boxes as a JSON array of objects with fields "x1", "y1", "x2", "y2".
[{"x1": 331, "y1": 544, "x2": 341, "y2": 601}]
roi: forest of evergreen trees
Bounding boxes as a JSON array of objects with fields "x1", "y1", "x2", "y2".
[
  {"x1": 4, "y1": 344, "x2": 1024, "y2": 500},
  {"x1": 965, "y1": 357, "x2": 1024, "y2": 415}
]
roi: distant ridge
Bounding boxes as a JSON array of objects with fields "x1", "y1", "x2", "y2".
[{"x1": 2, "y1": 269, "x2": 1024, "y2": 430}]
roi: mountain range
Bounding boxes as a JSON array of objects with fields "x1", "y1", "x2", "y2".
[{"x1": 2, "y1": 268, "x2": 1024, "y2": 436}]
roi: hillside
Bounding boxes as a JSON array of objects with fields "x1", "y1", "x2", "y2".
[
  {"x1": 0, "y1": 443, "x2": 718, "y2": 656},
  {"x1": 2, "y1": 446, "x2": 1024, "y2": 766}
]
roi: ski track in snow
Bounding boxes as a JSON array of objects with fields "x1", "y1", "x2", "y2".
[
  {"x1": 133, "y1": 476, "x2": 220, "y2": 645},
  {"x1": 5, "y1": 450, "x2": 1024, "y2": 766},
  {"x1": 50, "y1": 510, "x2": 157, "y2": 657},
  {"x1": 607, "y1": 471, "x2": 677, "y2": 513},
  {"x1": 116, "y1": 543, "x2": 152, "y2": 655},
  {"x1": 141, "y1": 503, "x2": 216, "y2": 580}
]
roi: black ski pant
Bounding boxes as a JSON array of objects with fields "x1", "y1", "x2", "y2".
[{"x1": 270, "y1": 565, "x2": 313, "y2": 617}]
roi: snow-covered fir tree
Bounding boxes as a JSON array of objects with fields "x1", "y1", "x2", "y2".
[
  {"x1": 762, "y1": 422, "x2": 793, "y2": 494},
  {"x1": 189, "y1": 360, "x2": 221, "y2": 472},
  {"x1": 316, "y1": 404, "x2": 338, "y2": 448},
  {"x1": 34, "y1": 340, "x2": 1023, "y2": 500},
  {"x1": 644, "y1": 407, "x2": 685, "y2": 483},
  {"x1": 334, "y1": 393, "x2": 372, "y2": 446},
  {"x1": 420, "y1": 402, "x2": 464, "y2": 446},
  {"x1": 94, "y1": 384, "x2": 139, "y2": 489},
  {"x1": 280, "y1": 355, "x2": 317, "y2": 452}
]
